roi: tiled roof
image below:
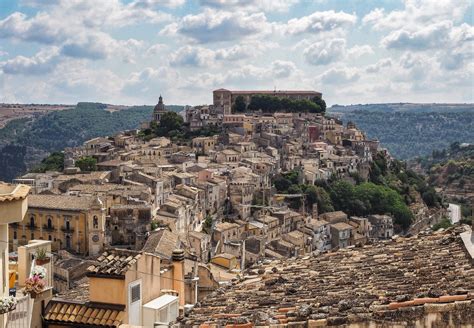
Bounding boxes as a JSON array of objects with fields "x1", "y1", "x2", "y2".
[
  {"x1": 43, "y1": 300, "x2": 124, "y2": 327},
  {"x1": 181, "y1": 227, "x2": 474, "y2": 326},
  {"x1": 0, "y1": 183, "x2": 30, "y2": 202},
  {"x1": 142, "y1": 229, "x2": 180, "y2": 260},
  {"x1": 28, "y1": 194, "x2": 97, "y2": 211},
  {"x1": 87, "y1": 249, "x2": 141, "y2": 277}
]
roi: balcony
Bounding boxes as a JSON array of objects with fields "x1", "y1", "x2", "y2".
[
  {"x1": 61, "y1": 226, "x2": 74, "y2": 233},
  {"x1": 42, "y1": 224, "x2": 55, "y2": 232},
  {"x1": 27, "y1": 224, "x2": 38, "y2": 231}
]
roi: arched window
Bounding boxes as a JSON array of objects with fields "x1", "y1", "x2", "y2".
[
  {"x1": 47, "y1": 217, "x2": 53, "y2": 229},
  {"x1": 29, "y1": 216, "x2": 35, "y2": 228},
  {"x1": 48, "y1": 235, "x2": 52, "y2": 241},
  {"x1": 13, "y1": 231, "x2": 17, "y2": 239},
  {"x1": 93, "y1": 216, "x2": 99, "y2": 229}
]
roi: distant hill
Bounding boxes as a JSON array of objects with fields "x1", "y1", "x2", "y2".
[
  {"x1": 329, "y1": 103, "x2": 474, "y2": 159},
  {"x1": 0, "y1": 102, "x2": 187, "y2": 181},
  {"x1": 0, "y1": 103, "x2": 152, "y2": 181}
]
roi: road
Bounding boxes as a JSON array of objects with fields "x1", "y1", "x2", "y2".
[{"x1": 448, "y1": 203, "x2": 461, "y2": 224}]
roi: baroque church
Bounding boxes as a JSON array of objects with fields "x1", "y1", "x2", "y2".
[{"x1": 152, "y1": 95, "x2": 166, "y2": 124}]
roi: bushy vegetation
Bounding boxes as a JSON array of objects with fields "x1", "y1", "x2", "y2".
[
  {"x1": 31, "y1": 152, "x2": 64, "y2": 173},
  {"x1": 271, "y1": 151, "x2": 446, "y2": 230},
  {"x1": 138, "y1": 111, "x2": 222, "y2": 142},
  {"x1": 432, "y1": 218, "x2": 452, "y2": 231},
  {"x1": 75, "y1": 156, "x2": 97, "y2": 172},
  {"x1": 233, "y1": 95, "x2": 326, "y2": 114},
  {"x1": 330, "y1": 105, "x2": 474, "y2": 159}
]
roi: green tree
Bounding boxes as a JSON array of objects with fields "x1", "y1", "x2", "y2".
[
  {"x1": 312, "y1": 96, "x2": 326, "y2": 113},
  {"x1": 32, "y1": 152, "x2": 64, "y2": 172},
  {"x1": 274, "y1": 176, "x2": 292, "y2": 193},
  {"x1": 232, "y1": 95, "x2": 246, "y2": 113},
  {"x1": 203, "y1": 215, "x2": 213, "y2": 234},
  {"x1": 154, "y1": 111, "x2": 184, "y2": 137},
  {"x1": 75, "y1": 156, "x2": 97, "y2": 172}
]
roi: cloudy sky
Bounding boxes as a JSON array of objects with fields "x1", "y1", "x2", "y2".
[{"x1": 0, "y1": 0, "x2": 472, "y2": 106}]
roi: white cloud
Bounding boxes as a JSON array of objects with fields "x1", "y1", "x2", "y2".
[
  {"x1": 286, "y1": 10, "x2": 356, "y2": 35},
  {"x1": 365, "y1": 58, "x2": 392, "y2": 73},
  {"x1": 347, "y1": 45, "x2": 374, "y2": 58},
  {"x1": 170, "y1": 46, "x2": 215, "y2": 67},
  {"x1": 200, "y1": 0, "x2": 299, "y2": 12},
  {"x1": 0, "y1": 47, "x2": 61, "y2": 75},
  {"x1": 303, "y1": 38, "x2": 346, "y2": 65},
  {"x1": 382, "y1": 20, "x2": 452, "y2": 50},
  {"x1": 161, "y1": 9, "x2": 271, "y2": 43},
  {"x1": 362, "y1": 0, "x2": 470, "y2": 31},
  {"x1": 145, "y1": 43, "x2": 168, "y2": 57},
  {"x1": 321, "y1": 66, "x2": 360, "y2": 84},
  {"x1": 214, "y1": 41, "x2": 277, "y2": 61},
  {"x1": 271, "y1": 60, "x2": 297, "y2": 78}
]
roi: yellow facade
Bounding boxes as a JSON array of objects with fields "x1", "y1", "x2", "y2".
[{"x1": 10, "y1": 208, "x2": 88, "y2": 254}]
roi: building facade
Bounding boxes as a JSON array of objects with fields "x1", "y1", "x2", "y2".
[
  {"x1": 213, "y1": 88, "x2": 323, "y2": 115},
  {"x1": 10, "y1": 195, "x2": 106, "y2": 256}
]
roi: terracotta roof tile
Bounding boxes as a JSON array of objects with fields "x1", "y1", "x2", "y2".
[
  {"x1": 182, "y1": 227, "x2": 474, "y2": 326},
  {"x1": 44, "y1": 301, "x2": 124, "y2": 327},
  {"x1": 87, "y1": 249, "x2": 141, "y2": 277},
  {"x1": 0, "y1": 183, "x2": 30, "y2": 202}
]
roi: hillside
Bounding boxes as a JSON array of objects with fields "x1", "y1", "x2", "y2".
[
  {"x1": 413, "y1": 143, "x2": 474, "y2": 206},
  {"x1": 329, "y1": 103, "x2": 474, "y2": 159},
  {"x1": 0, "y1": 103, "x2": 157, "y2": 181}
]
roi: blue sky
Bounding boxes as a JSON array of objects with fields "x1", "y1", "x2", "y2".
[{"x1": 0, "y1": 0, "x2": 472, "y2": 106}]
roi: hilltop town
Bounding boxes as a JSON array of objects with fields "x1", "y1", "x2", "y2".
[{"x1": 0, "y1": 89, "x2": 472, "y2": 327}]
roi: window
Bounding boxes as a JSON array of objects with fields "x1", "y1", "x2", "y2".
[
  {"x1": 29, "y1": 216, "x2": 35, "y2": 228},
  {"x1": 13, "y1": 231, "x2": 17, "y2": 239},
  {"x1": 93, "y1": 216, "x2": 99, "y2": 229},
  {"x1": 30, "y1": 233, "x2": 34, "y2": 240},
  {"x1": 48, "y1": 235, "x2": 52, "y2": 241},
  {"x1": 47, "y1": 217, "x2": 52, "y2": 229},
  {"x1": 131, "y1": 284, "x2": 140, "y2": 303}
]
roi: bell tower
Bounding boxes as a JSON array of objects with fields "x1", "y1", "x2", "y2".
[
  {"x1": 88, "y1": 197, "x2": 106, "y2": 256},
  {"x1": 152, "y1": 95, "x2": 166, "y2": 124}
]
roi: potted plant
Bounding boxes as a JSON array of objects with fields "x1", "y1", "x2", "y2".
[
  {"x1": 31, "y1": 266, "x2": 46, "y2": 280},
  {"x1": 35, "y1": 248, "x2": 50, "y2": 265},
  {"x1": 0, "y1": 296, "x2": 17, "y2": 314},
  {"x1": 24, "y1": 276, "x2": 45, "y2": 299}
]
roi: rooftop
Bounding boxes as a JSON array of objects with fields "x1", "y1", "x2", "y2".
[
  {"x1": 44, "y1": 300, "x2": 124, "y2": 327},
  {"x1": 182, "y1": 227, "x2": 474, "y2": 326},
  {"x1": 87, "y1": 249, "x2": 142, "y2": 277},
  {"x1": 0, "y1": 183, "x2": 30, "y2": 202},
  {"x1": 28, "y1": 194, "x2": 98, "y2": 211}
]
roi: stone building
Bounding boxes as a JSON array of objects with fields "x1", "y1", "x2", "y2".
[
  {"x1": 10, "y1": 194, "x2": 106, "y2": 256},
  {"x1": 213, "y1": 88, "x2": 322, "y2": 115}
]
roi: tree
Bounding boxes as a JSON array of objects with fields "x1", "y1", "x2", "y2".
[
  {"x1": 273, "y1": 176, "x2": 292, "y2": 193},
  {"x1": 158, "y1": 112, "x2": 184, "y2": 135},
  {"x1": 32, "y1": 152, "x2": 64, "y2": 173},
  {"x1": 312, "y1": 97, "x2": 326, "y2": 113},
  {"x1": 75, "y1": 156, "x2": 97, "y2": 172},
  {"x1": 203, "y1": 215, "x2": 213, "y2": 234},
  {"x1": 232, "y1": 95, "x2": 246, "y2": 113}
]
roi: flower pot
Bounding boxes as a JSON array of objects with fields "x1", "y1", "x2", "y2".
[
  {"x1": 0, "y1": 304, "x2": 16, "y2": 315},
  {"x1": 36, "y1": 258, "x2": 50, "y2": 266}
]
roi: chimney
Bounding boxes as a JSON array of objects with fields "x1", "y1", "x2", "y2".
[{"x1": 172, "y1": 249, "x2": 185, "y2": 307}]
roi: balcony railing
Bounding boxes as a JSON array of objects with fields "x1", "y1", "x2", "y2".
[
  {"x1": 61, "y1": 226, "x2": 74, "y2": 233},
  {"x1": 42, "y1": 224, "x2": 55, "y2": 231},
  {"x1": 27, "y1": 225, "x2": 38, "y2": 231}
]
